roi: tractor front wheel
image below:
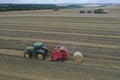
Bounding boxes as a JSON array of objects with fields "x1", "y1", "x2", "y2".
[
  {"x1": 24, "y1": 53, "x2": 31, "y2": 59},
  {"x1": 37, "y1": 54, "x2": 44, "y2": 60}
]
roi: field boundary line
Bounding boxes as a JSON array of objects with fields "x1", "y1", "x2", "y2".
[
  {"x1": 0, "y1": 36, "x2": 120, "y2": 49},
  {"x1": 0, "y1": 28, "x2": 120, "y2": 39}
]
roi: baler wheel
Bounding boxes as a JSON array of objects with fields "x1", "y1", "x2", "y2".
[{"x1": 57, "y1": 59, "x2": 63, "y2": 63}]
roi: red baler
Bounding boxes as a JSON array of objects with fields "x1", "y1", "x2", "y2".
[{"x1": 51, "y1": 46, "x2": 68, "y2": 62}]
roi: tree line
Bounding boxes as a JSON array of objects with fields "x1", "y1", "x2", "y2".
[
  {"x1": 0, "y1": 4, "x2": 64, "y2": 11},
  {"x1": 0, "y1": 4, "x2": 83, "y2": 12}
]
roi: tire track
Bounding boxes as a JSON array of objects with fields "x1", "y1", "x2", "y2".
[
  {"x1": 0, "y1": 24, "x2": 120, "y2": 32},
  {"x1": 0, "y1": 36, "x2": 120, "y2": 49},
  {"x1": 0, "y1": 28, "x2": 120, "y2": 46},
  {"x1": 0, "y1": 28, "x2": 120, "y2": 39}
]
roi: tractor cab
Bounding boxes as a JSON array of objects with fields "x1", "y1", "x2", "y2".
[{"x1": 33, "y1": 42, "x2": 43, "y2": 50}]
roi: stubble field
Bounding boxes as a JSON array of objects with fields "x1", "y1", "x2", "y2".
[{"x1": 0, "y1": 6, "x2": 120, "y2": 80}]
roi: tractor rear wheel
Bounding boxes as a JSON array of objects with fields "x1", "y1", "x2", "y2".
[
  {"x1": 24, "y1": 53, "x2": 31, "y2": 59},
  {"x1": 37, "y1": 54, "x2": 44, "y2": 60}
]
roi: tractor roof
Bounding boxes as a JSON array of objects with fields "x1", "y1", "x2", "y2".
[{"x1": 33, "y1": 42, "x2": 43, "y2": 47}]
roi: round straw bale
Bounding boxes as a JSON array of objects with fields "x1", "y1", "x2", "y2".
[{"x1": 73, "y1": 51, "x2": 84, "y2": 63}]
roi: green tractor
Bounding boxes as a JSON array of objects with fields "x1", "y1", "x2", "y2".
[
  {"x1": 94, "y1": 9, "x2": 104, "y2": 14},
  {"x1": 24, "y1": 42, "x2": 48, "y2": 60}
]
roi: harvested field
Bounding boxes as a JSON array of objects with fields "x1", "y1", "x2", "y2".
[
  {"x1": 0, "y1": 6, "x2": 120, "y2": 80},
  {"x1": 0, "y1": 55, "x2": 120, "y2": 80}
]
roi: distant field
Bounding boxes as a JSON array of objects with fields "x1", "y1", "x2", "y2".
[
  {"x1": 0, "y1": 6, "x2": 120, "y2": 18},
  {"x1": 0, "y1": 6, "x2": 120, "y2": 80}
]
